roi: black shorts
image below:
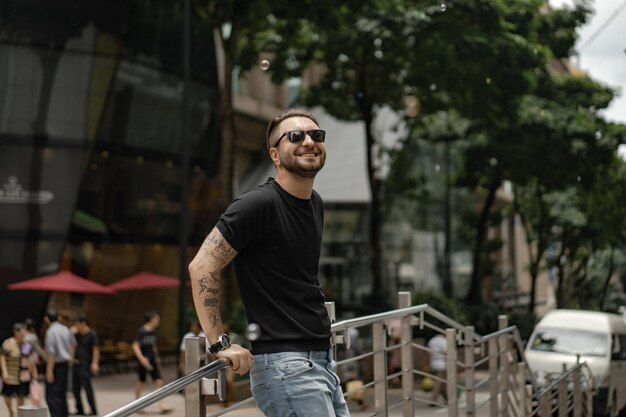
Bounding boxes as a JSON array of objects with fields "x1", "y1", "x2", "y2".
[
  {"x1": 137, "y1": 357, "x2": 161, "y2": 382},
  {"x1": 1, "y1": 382, "x2": 30, "y2": 398}
]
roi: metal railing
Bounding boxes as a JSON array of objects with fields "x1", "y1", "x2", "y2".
[{"x1": 21, "y1": 291, "x2": 597, "y2": 417}]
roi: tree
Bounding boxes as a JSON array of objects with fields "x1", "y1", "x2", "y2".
[
  {"x1": 458, "y1": 0, "x2": 597, "y2": 304},
  {"x1": 257, "y1": 0, "x2": 544, "y2": 299},
  {"x1": 512, "y1": 69, "x2": 618, "y2": 313}
]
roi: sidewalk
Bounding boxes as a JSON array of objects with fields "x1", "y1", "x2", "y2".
[{"x1": 85, "y1": 365, "x2": 487, "y2": 417}]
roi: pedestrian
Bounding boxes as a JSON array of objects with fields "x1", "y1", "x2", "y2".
[
  {"x1": 44, "y1": 310, "x2": 76, "y2": 417},
  {"x1": 426, "y1": 333, "x2": 447, "y2": 405},
  {"x1": 189, "y1": 109, "x2": 350, "y2": 417},
  {"x1": 71, "y1": 316, "x2": 99, "y2": 415},
  {"x1": 131, "y1": 311, "x2": 172, "y2": 414},
  {"x1": 178, "y1": 320, "x2": 205, "y2": 377},
  {"x1": 1, "y1": 323, "x2": 38, "y2": 417},
  {"x1": 23, "y1": 318, "x2": 46, "y2": 372}
]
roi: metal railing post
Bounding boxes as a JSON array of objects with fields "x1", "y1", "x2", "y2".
[
  {"x1": 398, "y1": 292, "x2": 414, "y2": 417},
  {"x1": 586, "y1": 380, "x2": 593, "y2": 417},
  {"x1": 525, "y1": 384, "x2": 533, "y2": 417},
  {"x1": 498, "y1": 316, "x2": 510, "y2": 417},
  {"x1": 516, "y1": 362, "x2": 527, "y2": 417},
  {"x1": 488, "y1": 338, "x2": 499, "y2": 417},
  {"x1": 557, "y1": 364, "x2": 567, "y2": 417},
  {"x1": 464, "y1": 326, "x2": 476, "y2": 417},
  {"x1": 573, "y1": 365, "x2": 582, "y2": 417},
  {"x1": 326, "y1": 301, "x2": 345, "y2": 359},
  {"x1": 446, "y1": 328, "x2": 458, "y2": 417},
  {"x1": 373, "y1": 321, "x2": 389, "y2": 415},
  {"x1": 185, "y1": 336, "x2": 207, "y2": 417},
  {"x1": 539, "y1": 390, "x2": 551, "y2": 417}
]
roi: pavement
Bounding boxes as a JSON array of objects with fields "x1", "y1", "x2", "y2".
[{"x1": 21, "y1": 365, "x2": 492, "y2": 417}]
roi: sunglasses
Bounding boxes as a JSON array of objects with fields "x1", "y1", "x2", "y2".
[{"x1": 273, "y1": 129, "x2": 326, "y2": 147}]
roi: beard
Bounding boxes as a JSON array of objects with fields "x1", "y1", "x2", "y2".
[{"x1": 279, "y1": 150, "x2": 326, "y2": 179}]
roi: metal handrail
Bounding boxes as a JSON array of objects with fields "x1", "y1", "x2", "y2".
[
  {"x1": 331, "y1": 303, "x2": 473, "y2": 338},
  {"x1": 99, "y1": 293, "x2": 596, "y2": 417},
  {"x1": 536, "y1": 361, "x2": 595, "y2": 398},
  {"x1": 102, "y1": 358, "x2": 231, "y2": 417}
]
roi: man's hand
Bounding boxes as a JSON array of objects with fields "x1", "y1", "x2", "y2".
[
  {"x1": 216, "y1": 344, "x2": 253, "y2": 375},
  {"x1": 46, "y1": 370, "x2": 54, "y2": 384},
  {"x1": 90, "y1": 363, "x2": 100, "y2": 375}
]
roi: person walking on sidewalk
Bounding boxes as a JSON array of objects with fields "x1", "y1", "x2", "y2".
[
  {"x1": 131, "y1": 311, "x2": 172, "y2": 414},
  {"x1": 44, "y1": 310, "x2": 76, "y2": 417},
  {"x1": 426, "y1": 333, "x2": 448, "y2": 405},
  {"x1": 189, "y1": 109, "x2": 350, "y2": 417},
  {"x1": 71, "y1": 316, "x2": 100, "y2": 415},
  {"x1": 1, "y1": 322, "x2": 38, "y2": 417}
]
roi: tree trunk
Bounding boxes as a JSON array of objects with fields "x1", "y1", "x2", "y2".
[
  {"x1": 355, "y1": 93, "x2": 382, "y2": 296},
  {"x1": 555, "y1": 246, "x2": 566, "y2": 308},
  {"x1": 598, "y1": 247, "x2": 615, "y2": 311},
  {"x1": 466, "y1": 172, "x2": 501, "y2": 304}
]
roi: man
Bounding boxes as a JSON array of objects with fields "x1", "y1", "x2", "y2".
[
  {"x1": 426, "y1": 333, "x2": 447, "y2": 405},
  {"x1": 189, "y1": 109, "x2": 350, "y2": 417},
  {"x1": 24, "y1": 318, "x2": 46, "y2": 372},
  {"x1": 44, "y1": 310, "x2": 76, "y2": 417},
  {"x1": 71, "y1": 316, "x2": 99, "y2": 415},
  {"x1": 131, "y1": 311, "x2": 172, "y2": 414},
  {"x1": 178, "y1": 320, "x2": 205, "y2": 377}
]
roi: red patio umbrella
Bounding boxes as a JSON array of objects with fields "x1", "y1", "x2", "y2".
[
  {"x1": 8, "y1": 271, "x2": 116, "y2": 295},
  {"x1": 108, "y1": 271, "x2": 180, "y2": 291}
]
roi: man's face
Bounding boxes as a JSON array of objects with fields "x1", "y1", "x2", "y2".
[
  {"x1": 14, "y1": 328, "x2": 25, "y2": 342},
  {"x1": 271, "y1": 116, "x2": 326, "y2": 178}
]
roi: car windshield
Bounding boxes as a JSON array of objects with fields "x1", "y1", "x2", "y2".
[{"x1": 529, "y1": 328, "x2": 608, "y2": 357}]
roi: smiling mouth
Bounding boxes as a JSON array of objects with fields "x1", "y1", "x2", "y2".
[{"x1": 299, "y1": 153, "x2": 318, "y2": 157}]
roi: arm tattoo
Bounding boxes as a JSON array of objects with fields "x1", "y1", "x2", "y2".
[
  {"x1": 209, "y1": 312, "x2": 220, "y2": 328},
  {"x1": 192, "y1": 228, "x2": 236, "y2": 330},
  {"x1": 202, "y1": 233, "x2": 236, "y2": 260},
  {"x1": 198, "y1": 276, "x2": 209, "y2": 293},
  {"x1": 202, "y1": 288, "x2": 219, "y2": 308}
]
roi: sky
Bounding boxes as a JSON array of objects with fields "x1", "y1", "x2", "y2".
[{"x1": 549, "y1": 0, "x2": 626, "y2": 124}]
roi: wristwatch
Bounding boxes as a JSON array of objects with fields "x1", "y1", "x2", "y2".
[{"x1": 208, "y1": 334, "x2": 231, "y2": 354}]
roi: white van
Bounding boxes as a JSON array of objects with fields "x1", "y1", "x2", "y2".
[{"x1": 525, "y1": 309, "x2": 626, "y2": 416}]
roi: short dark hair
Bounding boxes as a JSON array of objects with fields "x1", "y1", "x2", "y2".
[
  {"x1": 265, "y1": 109, "x2": 319, "y2": 150},
  {"x1": 77, "y1": 315, "x2": 89, "y2": 325},
  {"x1": 58, "y1": 310, "x2": 74, "y2": 323},
  {"x1": 46, "y1": 310, "x2": 58, "y2": 322},
  {"x1": 144, "y1": 310, "x2": 158, "y2": 323}
]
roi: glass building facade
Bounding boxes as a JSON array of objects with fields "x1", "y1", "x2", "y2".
[{"x1": 0, "y1": 0, "x2": 222, "y2": 345}]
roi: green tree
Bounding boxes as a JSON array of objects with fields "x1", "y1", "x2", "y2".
[
  {"x1": 462, "y1": 3, "x2": 589, "y2": 303},
  {"x1": 512, "y1": 70, "x2": 618, "y2": 313},
  {"x1": 263, "y1": 0, "x2": 544, "y2": 299}
]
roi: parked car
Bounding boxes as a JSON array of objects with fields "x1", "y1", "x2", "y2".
[{"x1": 525, "y1": 309, "x2": 626, "y2": 416}]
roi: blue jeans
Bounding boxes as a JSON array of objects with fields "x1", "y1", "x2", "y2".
[{"x1": 250, "y1": 350, "x2": 350, "y2": 417}]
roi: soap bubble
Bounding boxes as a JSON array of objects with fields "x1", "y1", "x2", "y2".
[{"x1": 260, "y1": 59, "x2": 270, "y2": 71}]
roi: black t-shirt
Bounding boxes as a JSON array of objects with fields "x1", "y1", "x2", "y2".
[
  {"x1": 75, "y1": 329, "x2": 99, "y2": 364},
  {"x1": 135, "y1": 327, "x2": 157, "y2": 359},
  {"x1": 216, "y1": 178, "x2": 331, "y2": 354}
]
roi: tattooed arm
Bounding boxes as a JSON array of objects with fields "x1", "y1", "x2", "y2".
[{"x1": 189, "y1": 227, "x2": 253, "y2": 374}]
